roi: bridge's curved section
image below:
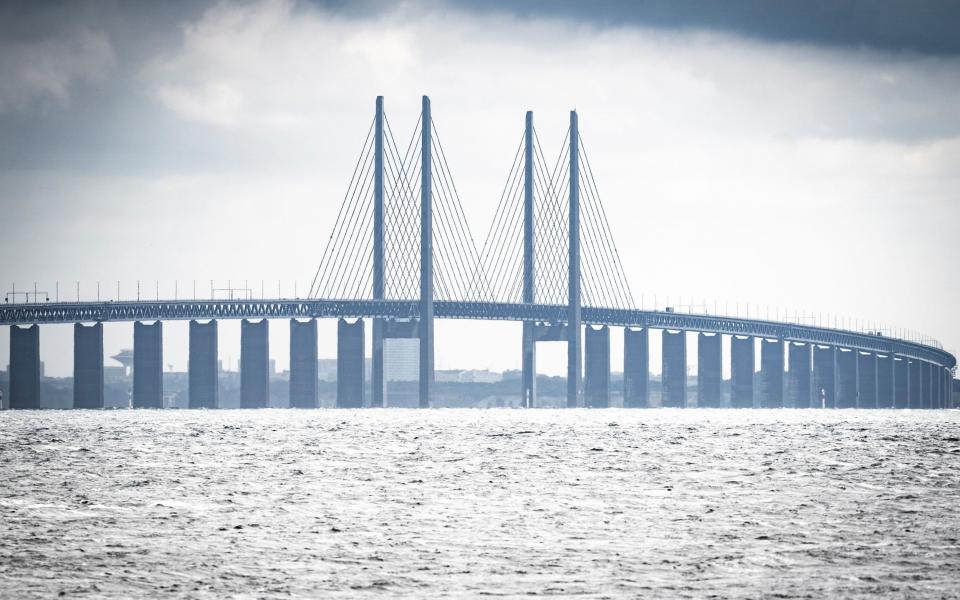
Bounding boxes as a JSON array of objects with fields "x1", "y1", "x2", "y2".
[{"x1": 1, "y1": 299, "x2": 953, "y2": 368}]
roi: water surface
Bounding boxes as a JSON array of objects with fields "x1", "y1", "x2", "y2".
[{"x1": 2, "y1": 409, "x2": 959, "y2": 598}]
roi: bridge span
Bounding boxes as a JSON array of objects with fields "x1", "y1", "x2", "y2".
[
  {"x1": 3, "y1": 95, "x2": 955, "y2": 409},
  {"x1": 2, "y1": 298, "x2": 954, "y2": 410}
]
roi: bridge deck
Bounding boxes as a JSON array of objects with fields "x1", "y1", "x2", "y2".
[{"x1": 1, "y1": 299, "x2": 953, "y2": 368}]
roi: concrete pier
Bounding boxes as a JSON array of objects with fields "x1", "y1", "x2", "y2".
[
  {"x1": 908, "y1": 359, "x2": 921, "y2": 408},
  {"x1": 188, "y1": 320, "x2": 218, "y2": 409},
  {"x1": 521, "y1": 321, "x2": 536, "y2": 408},
  {"x1": 893, "y1": 357, "x2": 908, "y2": 408},
  {"x1": 133, "y1": 321, "x2": 163, "y2": 408},
  {"x1": 835, "y1": 348, "x2": 858, "y2": 408},
  {"x1": 661, "y1": 330, "x2": 686, "y2": 407},
  {"x1": 240, "y1": 319, "x2": 269, "y2": 408},
  {"x1": 946, "y1": 368, "x2": 953, "y2": 409},
  {"x1": 584, "y1": 326, "x2": 610, "y2": 408},
  {"x1": 623, "y1": 328, "x2": 649, "y2": 408},
  {"x1": 697, "y1": 333, "x2": 722, "y2": 408},
  {"x1": 289, "y1": 319, "x2": 318, "y2": 408},
  {"x1": 9, "y1": 324, "x2": 41, "y2": 409},
  {"x1": 759, "y1": 339, "x2": 784, "y2": 408},
  {"x1": 877, "y1": 354, "x2": 894, "y2": 408},
  {"x1": 786, "y1": 342, "x2": 812, "y2": 408},
  {"x1": 812, "y1": 345, "x2": 836, "y2": 408},
  {"x1": 921, "y1": 361, "x2": 932, "y2": 409},
  {"x1": 857, "y1": 352, "x2": 878, "y2": 409},
  {"x1": 730, "y1": 335, "x2": 754, "y2": 408},
  {"x1": 73, "y1": 322, "x2": 104, "y2": 409},
  {"x1": 337, "y1": 318, "x2": 365, "y2": 408}
]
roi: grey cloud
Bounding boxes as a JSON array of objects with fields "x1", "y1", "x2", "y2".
[
  {"x1": 435, "y1": 0, "x2": 960, "y2": 56},
  {"x1": 0, "y1": 28, "x2": 115, "y2": 113}
]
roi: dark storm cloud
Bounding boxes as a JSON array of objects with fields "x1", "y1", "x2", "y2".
[{"x1": 434, "y1": 0, "x2": 960, "y2": 56}]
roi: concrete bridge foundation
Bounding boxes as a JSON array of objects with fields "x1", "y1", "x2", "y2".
[
  {"x1": 290, "y1": 319, "x2": 318, "y2": 408},
  {"x1": 893, "y1": 357, "x2": 908, "y2": 408},
  {"x1": 697, "y1": 332, "x2": 722, "y2": 407},
  {"x1": 787, "y1": 342, "x2": 812, "y2": 408},
  {"x1": 661, "y1": 330, "x2": 686, "y2": 407},
  {"x1": 337, "y1": 318, "x2": 364, "y2": 408},
  {"x1": 9, "y1": 324, "x2": 41, "y2": 409},
  {"x1": 240, "y1": 319, "x2": 269, "y2": 408},
  {"x1": 858, "y1": 352, "x2": 878, "y2": 409},
  {"x1": 133, "y1": 321, "x2": 163, "y2": 408},
  {"x1": 760, "y1": 339, "x2": 784, "y2": 408},
  {"x1": 584, "y1": 325, "x2": 610, "y2": 408},
  {"x1": 189, "y1": 320, "x2": 218, "y2": 409},
  {"x1": 623, "y1": 327, "x2": 649, "y2": 408},
  {"x1": 812, "y1": 345, "x2": 835, "y2": 408},
  {"x1": 876, "y1": 353, "x2": 893, "y2": 408},
  {"x1": 73, "y1": 322, "x2": 104, "y2": 409},
  {"x1": 835, "y1": 348, "x2": 858, "y2": 408},
  {"x1": 730, "y1": 335, "x2": 754, "y2": 408}
]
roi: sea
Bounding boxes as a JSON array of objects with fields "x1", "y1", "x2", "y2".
[{"x1": 1, "y1": 409, "x2": 959, "y2": 598}]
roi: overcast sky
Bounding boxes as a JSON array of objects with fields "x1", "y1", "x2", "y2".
[{"x1": 1, "y1": 0, "x2": 958, "y2": 377}]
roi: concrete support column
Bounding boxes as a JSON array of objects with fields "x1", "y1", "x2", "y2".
[
  {"x1": 893, "y1": 357, "x2": 908, "y2": 408},
  {"x1": 948, "y1": 369, "x2": 955, "y2": 409},
  {"x1": 240, "y1": 319, "x2": 269, "y2": 408},
  {"x1": 372, "y1": 96, "x2": 385, "y2": 409},
  {"x1": 933, "y1": 366, "x2": 944, "y2": 408},
  {"x1": 759, "y1": 339, "x2": 784, "y2": 408},
  {"x1": 697, "y1": 333, "x2": 722, "y2": 408},
  {"x1": 188, "y1": 319, "x2": 218, "y2": 409},
  {"x1": 9, "y1": 324, "x2": 41, "y2": 409},
  {"x1": 876, "y1": 354, "x2": 894, "y2": 409},
  {"x1": 661, "y1": 330, "x2": 687, "y2": 408},
  {"x1": 908, "y1": 360, "x2": 921, "y2": 408},
  {"x1": 521, "y1": 321, "x2": 536, "y2": 408},
  {"x1": 857, "y1": 352, "x2": 878, "y2": 409},
  {"x1": 835, "y1": 348, "x2": 858, "y2": 408},
  {"x1": 787, "y1": 342, "x2": 812, "y2": 408},
  {"x1": 584, "y1": 326, "x2": 610, "y2": 408},
  {"x1": 290, "y1": 319, "x2": 318, "y2": 408},
  {"x1": 337, "y1": 318, "x2": 365, "y2": 408},
  {"x1": 947, "y1": 371, "x2": 960, "y2": 408},
  {"x1": 921, "y1": 362, "x2": 932, "y2": 409},
  {"x1": 73, "y1": 322, "x2": 104, "y2": 409},
  {"x1": 520, "y1": 110, "x2": 536, "y2": 410},
  {"x1": 623, "y1": 327, "x2": 649, "y2": 408},
  {"x1": 730, "y1": 335, "x2": 754, "y2": 408},
  {"x1": 133, "y1": 321, "x2": 163, "y2": 408},
  {"x1": 812, "y1": 345, "x2": 835, "y2": 408},
  {"x1": 567, "y1": 110, "x2": 582, "y2": 409},
  {"x1": 419, "y1": 95, "x2": 434, "y2": 409}
]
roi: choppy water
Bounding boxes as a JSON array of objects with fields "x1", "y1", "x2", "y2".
[{"x1": 1, "y1": 409, "x2": 959, "y2": 598}]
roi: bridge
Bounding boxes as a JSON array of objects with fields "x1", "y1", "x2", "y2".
[{"x1": 2, "y1": 96, "x2": 955, "y2": 410}]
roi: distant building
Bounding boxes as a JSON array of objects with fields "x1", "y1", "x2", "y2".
[
  {"x1": 318, "y1": 359, "x2": 337, "y2": 382},
  {"x1": 436, "y1": 369, "x2": 501, "y2": 383},
  {"x1": 111, "y1": 349, "x2": 134, "y2": 376},
  {"x1": 385, "y1": 338, "x2": 419, "y2": 382}
]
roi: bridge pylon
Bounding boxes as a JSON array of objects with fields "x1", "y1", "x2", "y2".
[{"x1": 419, "y1": 95, "x2": 434, "y2": 408}]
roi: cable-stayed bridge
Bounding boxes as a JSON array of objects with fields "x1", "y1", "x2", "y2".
[{"x1": 1, "y1": 96, "x2": 955, "y2": 410}]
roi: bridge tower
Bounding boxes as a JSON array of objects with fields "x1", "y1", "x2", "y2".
[
  {"x1": 420, "y1": 95, "x2": 434, "y2": 407},
  {"x1": 372, "y1": 96, "x2": 385, "y2": 407},
  {"x1": 521, "y1": 111, "x2": 536, "y2": 408},
  {"x1": 567, "y1": 110, "x2": 581, "y2": 408}
]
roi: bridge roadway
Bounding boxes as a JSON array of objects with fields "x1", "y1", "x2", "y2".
[{"x1": 0, "y1": 299, "x2": 954, "y2": 367}]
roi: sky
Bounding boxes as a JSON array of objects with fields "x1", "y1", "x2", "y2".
[{"x1": 0, "y1": 0, "x2": 958, "y2": 378}]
